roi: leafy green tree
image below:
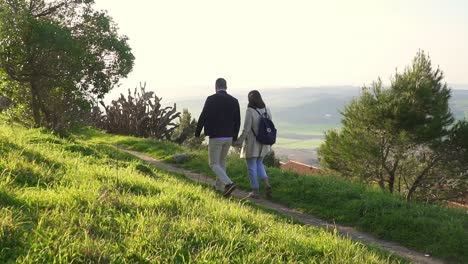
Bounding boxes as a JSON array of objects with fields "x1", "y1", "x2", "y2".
[
  {"x1": 319, "y1": 51, "x2": 467, "y2": 201},
  {"x1": 172, "y1": 109, "x2": 204, "y2": 149},
  {"x1": 0, "y1": 0, "x2": 134, "y2": 129}
]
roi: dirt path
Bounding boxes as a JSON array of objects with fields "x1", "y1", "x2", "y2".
[{"x1": 118, "y1": 147, "x2": 444, "y2": 264}]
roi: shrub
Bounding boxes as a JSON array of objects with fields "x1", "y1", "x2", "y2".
[{"x1": 91, "y1": 83, "x2": 180, "y2": 140}]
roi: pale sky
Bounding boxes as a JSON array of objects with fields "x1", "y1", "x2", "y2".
[{"x1": 93, "y1": 0, "x2": 468, "y2": 100}]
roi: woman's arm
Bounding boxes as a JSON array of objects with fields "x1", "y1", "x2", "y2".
[{"x1": 235, "y1": 108, "x2": 253, "y2": 145}]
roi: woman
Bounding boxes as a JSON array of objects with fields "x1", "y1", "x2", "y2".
[{"x1": 235, "y1": 90, "x2": 272, "y2": 199}]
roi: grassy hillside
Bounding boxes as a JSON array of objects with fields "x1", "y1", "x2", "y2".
[
  {"x1": 0, "y1": 122, "x2": 404, "y2": 263},
  {"x1": 76, "y1": 127, "x2": 468, "y2": 263}
]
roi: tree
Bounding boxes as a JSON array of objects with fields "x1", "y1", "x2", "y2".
[
  {"x1": 0, "y1": 0, "x2": 134, "y2": 129},
  {"x1": 319, "y1": 51, "x2": 467, "y2": 201},
  {"x1": 410, "y1": 120, "x2": 468, "y2": 202},
  {"x1": 171, "y1": 109, "x2": 205, "y2": 149}
]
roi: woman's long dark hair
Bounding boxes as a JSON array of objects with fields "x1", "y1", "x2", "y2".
[{"x1": 247, "y1": 90, "x2": 266, "y2": 109}]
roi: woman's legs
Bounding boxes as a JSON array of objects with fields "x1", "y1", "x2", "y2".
[
  {"x1": 247, "y1": 157, "x2": 272, "y2": 198},
  {"x1": 257, "y1": 158, "x2": 271, "y2": 186},
  {"x1": 246, "y1": 158, "x2": 260, "y2": 190},
  {"x1": 257, "y1": 157, "x2": 272, "y2": 198},
  {"x1": 256, "y1": 158, "x2": 267, "y2": 181}
]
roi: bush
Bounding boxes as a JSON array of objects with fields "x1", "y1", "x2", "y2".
[
  {"x1": 263, "y1": 150, "x2": 281, "y2": 168},
  {"x1": 91, "y1": 83, "x2": 180, "y2": 140}
]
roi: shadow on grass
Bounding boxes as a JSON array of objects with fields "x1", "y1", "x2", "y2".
[
  {"x1": 116, "y1": 138, "x2": 183, "y2": 159},
  {"x1": 115, "y1": 180, "x2": 162, "y2": 197},
  {"x1": 1, "y1": 140, "x2": 66, "y2": 188},
  {"x1": 0, "y1": 140, "x2": 20, "y2": 155},
  {"x1": 64, "y1": 143, "x2": 139, "y2": 165},
  {"x1": 0, "y1": 189, "x2": 38, "y2": 262},
  {"x1": 27, "y1": 137, "x2": 65, "y2": 145}
]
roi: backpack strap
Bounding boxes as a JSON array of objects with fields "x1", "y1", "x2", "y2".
[
  {"x1": 250, "y1": 107, "x2": 267, "y2": 137},
  {"x1": 251, "y1": 107, "x2": 268, "y2": 156},
  {"x1": 253, "y1": 107, "x2": 269, "y2": 119}
]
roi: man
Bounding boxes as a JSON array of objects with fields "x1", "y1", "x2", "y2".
[{"x1": 195, "y1": 78, "x2": 240, "y2": 197}]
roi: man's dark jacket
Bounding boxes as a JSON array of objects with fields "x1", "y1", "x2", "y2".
[{"x1": 195, "y1": 91, "x2": 241, "y2": 141}]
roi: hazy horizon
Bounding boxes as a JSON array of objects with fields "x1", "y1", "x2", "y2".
[
  {"x1": 167, "y1": 83, "x2": 468, "y2": 100},
  {"x1": 94, "y1": 0, "x2": 468, "y2": 101}
]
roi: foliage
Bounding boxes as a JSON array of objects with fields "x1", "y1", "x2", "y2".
[
  {"x1": 171, "y1": 108, "x2": 205, "y2": 149},
  {"x1": 77, "y1": 126, "x2": 468, "y2": 263},
  {"x1": 0, "y1": 123, "x2": 402, "y2": 263},
  {"x1": 319, "y1": 51, "x2": 468, "y2": 202},
  {"x1": 91, "y1": 83, "x2": 180, "y2": 140},
  {"x1": 0, "y1": 0, "x2": 134, "y2": 129},
  {"x1": 263, "y1": 149, "x2": 281, "y2": 168}
]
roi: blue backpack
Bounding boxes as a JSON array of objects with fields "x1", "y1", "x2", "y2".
[{"x1": 252, "y1": 108, "x2": 277, "y2": 145}]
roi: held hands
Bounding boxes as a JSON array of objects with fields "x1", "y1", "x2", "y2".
[{"x1": 232, "y1": 140, "x2": 242, "y2": 148}]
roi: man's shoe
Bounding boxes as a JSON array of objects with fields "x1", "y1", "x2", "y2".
[{"x1": 223, "y1": 183, "x2": 236, "y2": 197}]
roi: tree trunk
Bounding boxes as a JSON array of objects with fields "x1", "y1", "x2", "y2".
[
  {"x1": 398, "y1": 176, "x2": 401, "y2": 194},
  {"x1": 406, "y1": 157, "x2": 440, "y2": 201},
  {"x1": 378, "y1": 177, "x2": 385, "y2": 190},
  {"x1": 388, "y1": 173, "x2": 395, "y2": 193},
  {"x1": 383, "y1": 157, "x2": 399, "y2": 194},
  {"x1": 30, "y1": 80, "x2": 41, "y2": 127}
]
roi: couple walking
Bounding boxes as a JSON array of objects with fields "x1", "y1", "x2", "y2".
[{"x1": 195, "y1": 78, "x2": 273, "y2": 199}]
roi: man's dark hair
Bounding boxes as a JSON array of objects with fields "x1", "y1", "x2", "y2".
[
  {"x1": 215, "y1": 78, "x2": 227, "y2": 90},
  {"x1": 248, "y1": 90, "x2": 266, "y2": 109}
]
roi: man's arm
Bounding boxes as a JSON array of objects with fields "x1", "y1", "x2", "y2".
[
  {"x1": 195, "y1": 98, "x2": 209, "y2": 137},
  {"x1": 232, "y1": 99, "x2": 241, "y2": 141}
]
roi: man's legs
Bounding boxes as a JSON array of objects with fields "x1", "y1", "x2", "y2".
[
  {"x1": 219, "y1": 139, "x2": 231, "y2": 172},
  {"x1": 214, "y1": 179, "x2": 224, "y2": 191},
  {"x1": 209, "y1": 138, "x2": 234, "y2": 190}
]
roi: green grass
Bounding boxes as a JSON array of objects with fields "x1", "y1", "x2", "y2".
[
  {"x1": 74, "y1": 127, "x2": 468, "y2": 263},
  {"x1": 0, "y1": 122, "x2": 405, "y2": 263}
]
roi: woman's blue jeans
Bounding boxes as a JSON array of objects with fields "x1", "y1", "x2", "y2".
[{"x1": 246, "y1": 157, "x2": 268, "y2": 189}]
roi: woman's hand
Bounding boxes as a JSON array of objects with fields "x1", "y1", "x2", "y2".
[{"x1": 232, "y1": 140, "x2": 242, "y2": 148}]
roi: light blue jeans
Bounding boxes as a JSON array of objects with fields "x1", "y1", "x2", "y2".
[{"x1": 246, "y1": 157, "x2": 268, "y2": 190}]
